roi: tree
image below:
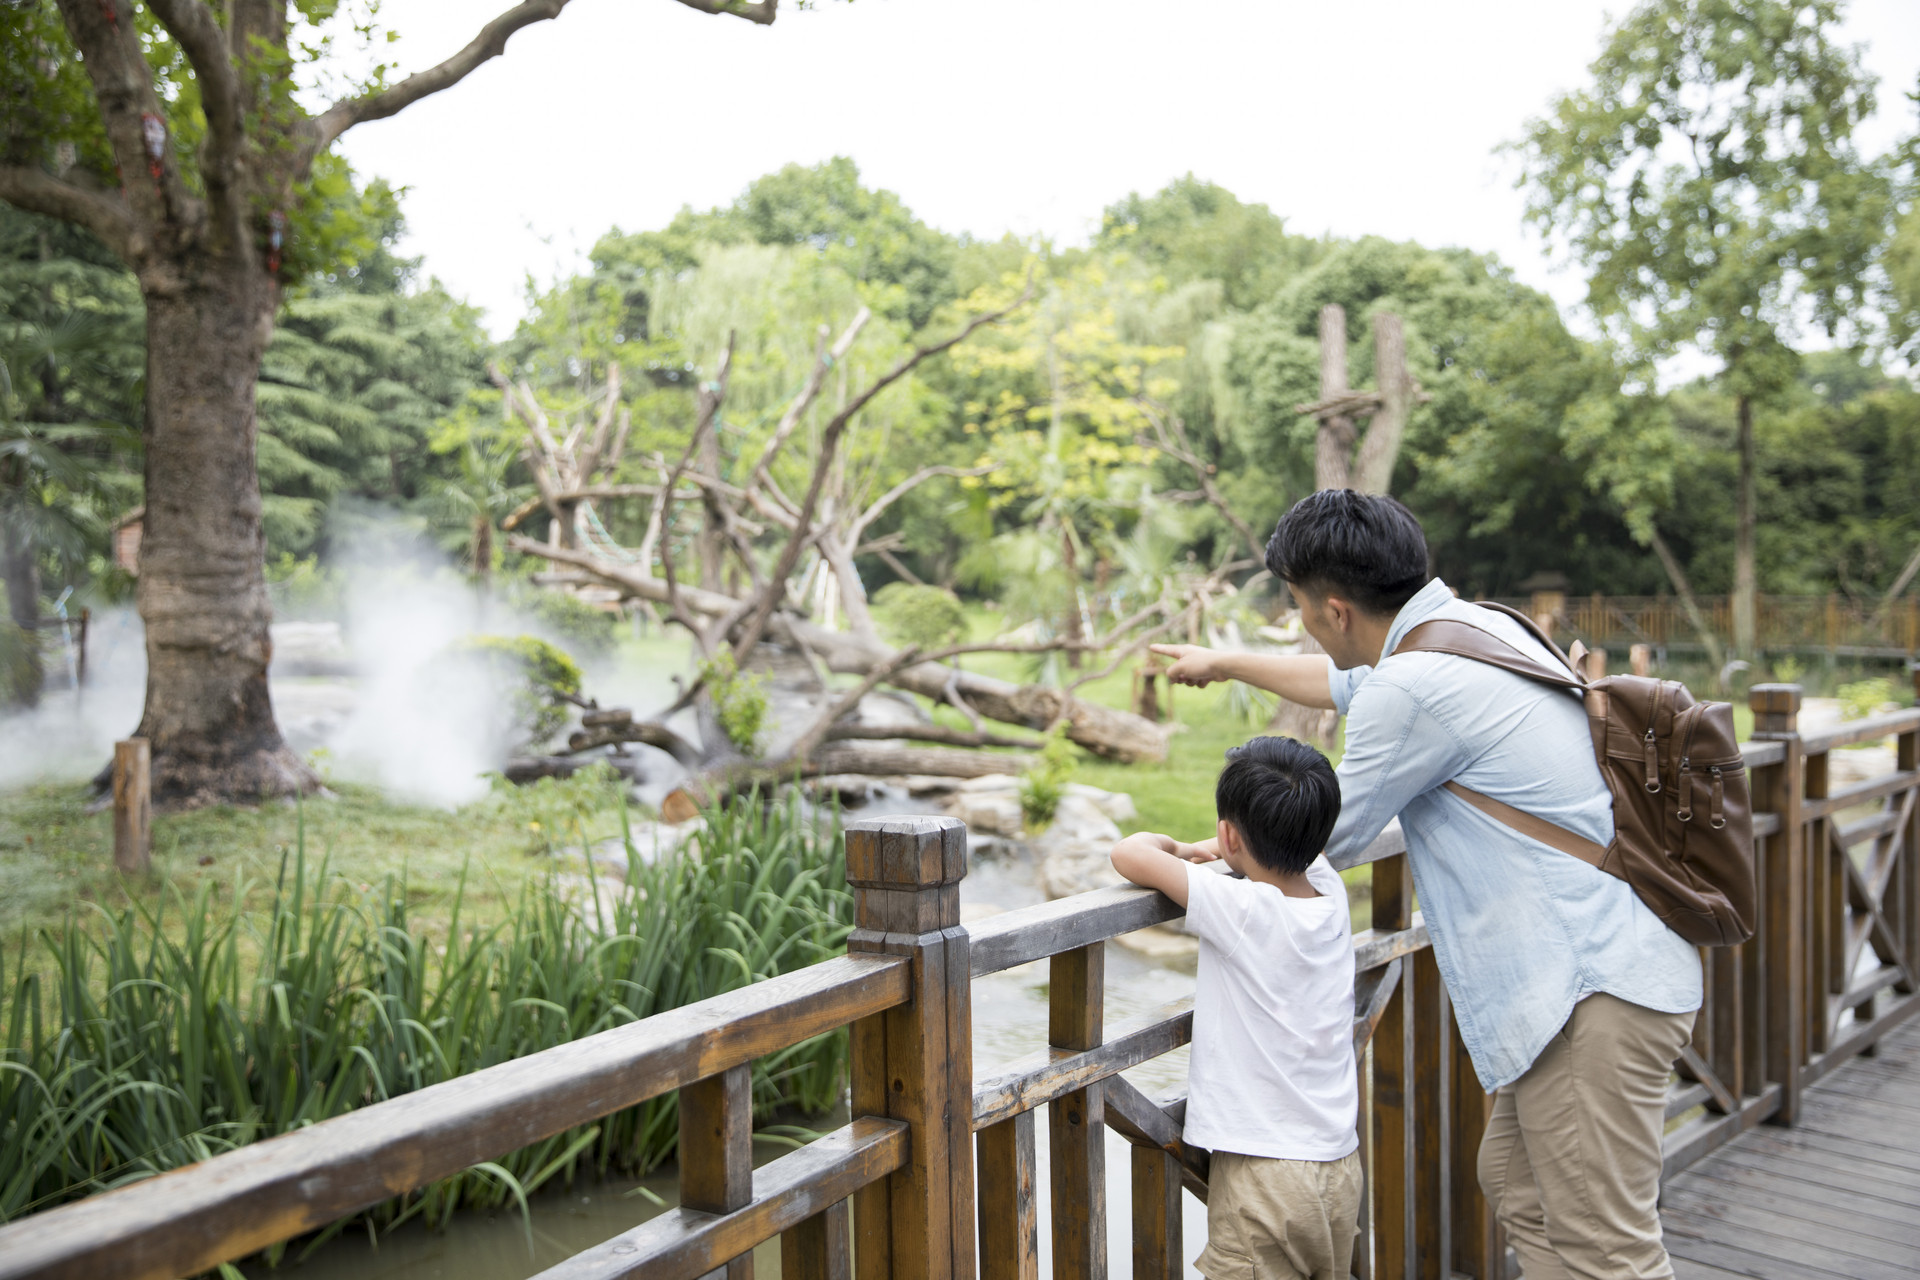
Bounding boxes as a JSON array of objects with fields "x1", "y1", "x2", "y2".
[
  {"x1": 1513, "y1": 0, "x2": 1890, "y2": 658},
  {"x1": 0, "y1": 0, "x2": 787, "y2": 805}
]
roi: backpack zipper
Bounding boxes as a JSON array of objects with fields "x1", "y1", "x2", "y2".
[
  {"x1": 1643, "y1": 681, "x2": 1666, "y2": 793},
  {"x1": 1708, "y1": 765, "x2": 1726, "y2": 829},
  {"x1": 1674, "y1": 704, "x2": 1703, "y2": 822}
]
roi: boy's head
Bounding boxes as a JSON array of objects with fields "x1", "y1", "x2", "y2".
[
  {"x1": 1265, "y1": 489, "x2": 1429, "y2": 667},
  {"x1": 1214, "y1": 736, "x2": 1341, "y2": 876}
]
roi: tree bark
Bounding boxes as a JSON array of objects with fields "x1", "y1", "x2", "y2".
[
  {"x1": 1732, "y1": 393, "x2": 1757, "y2": 660},
  {"x1": 1353, "y1": 313, "x2": 1413, "y2": 495},
  {"x1": 131, "y1": 265, "x2": 317, "y2": 807},
  {"x1": 1313, "y1": 305, "x2": 1356, "y2": 492}
]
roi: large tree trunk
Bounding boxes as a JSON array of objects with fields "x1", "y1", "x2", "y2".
[
  {"x1": 132, "y1": 264, "x2": 317, "y2": 807},
  {"x1": 1732, "y1": 393, "x2": 1757, "y2": 660}
]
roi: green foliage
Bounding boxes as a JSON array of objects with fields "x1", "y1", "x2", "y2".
[
  {"x1": 450, "y1": 635, "x2": 583, "y2": 748},
  {"x1": 698, "y1": 651, "x2": 770, "y2": 755},
  {"x1": 513, "y1": 586, "x2": 620, "y2": 661},
  {"x1": 0, "y1": 791, "x2": 852, "y2": 1232},
  {"x1": 488, "y1": 762, "x2": 627, "y2": 856},
  {"x1": 873, "y1": 583, "x2": 968, "y2": 651},
  {"x1": 1836, "y1": 676, "x2": 1899, "y2": 720},
  {"x1": 1019, "y1": 729, "x2": 1078, "y2": 832},
  {"x1": 262, "y1": 552, "x2": 341, "y2": 620},
  {"x1": 1512, "y1": 0, "x2": 1886, "y2": 387}
]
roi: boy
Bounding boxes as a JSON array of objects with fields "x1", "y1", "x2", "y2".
[{"x1": 1108, "y1": 735, "x2": 1360, "y2": 1280}]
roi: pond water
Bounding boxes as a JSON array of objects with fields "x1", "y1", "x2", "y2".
[{"x1": 253, "y1": 824, "x2": 1212, "y2": 1279}]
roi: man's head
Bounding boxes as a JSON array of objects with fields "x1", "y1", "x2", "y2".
[
  {"x1": 1265, "y1": 489, "x2": 1429, "y2": 668},
  {"x1": 1214, "y1": 735, "x2": 1341, "y2": 877}
]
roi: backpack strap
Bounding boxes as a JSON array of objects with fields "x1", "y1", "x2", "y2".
[
  {"x1": 1394, "y1": 604, "x2": 1619, "y2": 876},
  {"x1": 1440, "y1": 781, "x2": 1610, "y2": 871}
]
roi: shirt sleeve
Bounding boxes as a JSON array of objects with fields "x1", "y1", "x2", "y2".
[
  {"x1": 1184, "y1": 864, "x2": 1252, "y2": 959},
  {"x1": 1327, "y1": 662, "x2": 1371, "y2": 716},
  {"x1": 1325, "y1": 672, "x2": 1473, "y2": 862}
]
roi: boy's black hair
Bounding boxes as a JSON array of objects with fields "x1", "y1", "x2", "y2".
[
  {"x1": 1265, "y1": 489, "x2": 1429, "y2": 616},
  {"x1": 1214, "y1": 735, "x2": 1341, "y2": 876}
]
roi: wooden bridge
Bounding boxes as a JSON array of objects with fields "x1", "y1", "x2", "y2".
[{"x1": 0, "y1": 681, "x2": 1916, "y2": 1280}]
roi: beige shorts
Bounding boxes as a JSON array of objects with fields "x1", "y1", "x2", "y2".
[{"x1": 1196, "y1": 1148, "x2": 1364, "y2": 1280}]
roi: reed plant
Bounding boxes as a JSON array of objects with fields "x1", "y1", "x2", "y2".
[{"x1": 0, "y1": 788, "x2": 850, "y2": 1262}]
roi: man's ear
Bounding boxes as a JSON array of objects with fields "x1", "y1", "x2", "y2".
[{"x1": 1323, "y1": 594, "x2": 1355, "y2": 634}]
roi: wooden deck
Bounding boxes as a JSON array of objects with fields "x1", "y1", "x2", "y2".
[{"x1": 1664, "y1": 1014, "x2": 1920, "y2": 1280}]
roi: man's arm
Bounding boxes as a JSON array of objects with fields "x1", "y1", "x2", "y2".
[
  {"x1": 1149, "y1": 644, "x2": 1336, "y2": 710},
  {"x1": 1109, "y1": 832, "x2": 1218, "y2": 908}
]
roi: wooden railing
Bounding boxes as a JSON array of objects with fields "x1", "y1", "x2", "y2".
[
  {"x1": 1, "y1": 679, "x2": 1917, "y2": 1280},
  {"x1": 1499, "y1": 592, "x2": 1920, "y2": 656}
]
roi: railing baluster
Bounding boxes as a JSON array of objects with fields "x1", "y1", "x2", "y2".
[
  {"x1": 1128, "y1": 1142, "x2": 1182, "y2": 1280},
  {"x1": 680, "y1": 1063, "x2": 754, "y2": 1280},
  {"x1": 782, "y1": 1200, "x2": 852, "y2": 1280},
  {"x1": 1049, "y1": 943, "x2": 1106, "y2": 1280},
  {"x1": 1710, "y1": 942, "x2": 1743, "y2": 1101},
  {"x1": 1807, "y1": 747, "x2": 1833, "y2": 1054},
  {"x1": 846, "y1": 816, "x2": 974, "y2": 1280},
  {"x1": 1900, "y1": 683, "x2": 1918, "y2": 998},
  {"x1": 1448, "y1": 1015, "x2": 1502, "y2": 1279},
  {"x1": 976, "y1": 1111, "x2": 1039, "y2": 1280},
  {"x1": 1412, "y1": 950, "x2": 1449, "y2": 1280},
  {"x1": 1751, "y1": 684, "x2": 1806, "y2": 1123},
  {"x1": 1372, "y1": 852, "x2": 1414, "y2": 1280}
]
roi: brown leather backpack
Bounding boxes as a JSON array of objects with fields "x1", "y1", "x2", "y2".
[{"x1": 1393, "y1": 602, "x2": 1756, "y2": 947}]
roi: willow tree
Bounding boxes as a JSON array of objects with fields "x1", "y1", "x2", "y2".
[
  {"x1": 1512, "y1": 0, "x2": 1888, "y2": 659},
  {"x1": 0, "y1": 0, "x2": 782, "y2": 805}
]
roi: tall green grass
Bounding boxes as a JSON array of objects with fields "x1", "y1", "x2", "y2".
[{"x1": 0, "y1": 790, "x2": 850, "y2": 1260}]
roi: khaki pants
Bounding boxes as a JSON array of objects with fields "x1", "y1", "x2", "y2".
[
  {"x1": 1477, "y1": 992, "x2": 1697, "y2": 1280},
  {"x1": 1196, "y1": 1148, "x2": 1363, "y2": 1280}
]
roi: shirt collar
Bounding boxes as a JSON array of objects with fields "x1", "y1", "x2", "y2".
[{"x1": 1378, "y1": 578, "x2": 1455, "y2": 665}]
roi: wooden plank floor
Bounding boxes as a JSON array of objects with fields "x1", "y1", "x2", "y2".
[{"x1": 1663, "y1": 1016, "x2": 1920, "y2": 1279}]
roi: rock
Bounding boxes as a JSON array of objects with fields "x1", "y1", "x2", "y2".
[
  {"x1": 1066, "y1": 782, "x2": 1137, "y2": 824},
  {"x1": 1830, "y1": 745, "x2": 1896, "y2": 788},
  {"x1": 661, "y1": 789, "x2": 700, "y2": 823},
  {"x1": 1033, "y1": 794, "x2": 1122, "y2": 849},
  {"x1": 950, "y1": 789, "x2": 1024, "y2": 837},
  {"x1": 1039, "y1": 839, "x2": 1126, "y2": 899},
  {"x1": 956, "y1": 773, "x2": 1023, "y2": 793}
]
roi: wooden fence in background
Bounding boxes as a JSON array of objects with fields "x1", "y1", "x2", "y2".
[
  {"x1": 1, "y1": 677, "x2": 1917, "y2": 1280},
  {"x1": 1502, "y1": 592, "x2": 1920, "y2": 658}
]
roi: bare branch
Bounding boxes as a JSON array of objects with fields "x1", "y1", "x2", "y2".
[
  {"x1": 731, "y1": 278, "x2": 1035, "y2": 664},
  {"x1": 825, "y1": 723, "x2": 1045, "y2": 751},
  {"x1": 310, "y1": 0, "x2": 572, "y2": 153},
  {"x1": 669, "y1": 0, "x2": 779, "y2": 23},
  {"x1": 0, "y1": 168, "x2": 138, "y2": 262},
  {"x1": 1137, "y1": 395, "x2": 1264, "y2": 564},
  {"x1": 744, "y1": 309, "x2": 870, "y2": 500},
  {"x1": 849, "y1": 465, "x2": 989, "y2": 544},
  {"x1": 145, "y1": 0, "x2": 242, "y2": 197},
  {"x1": 787, "y1": 646, "x2": 922, "y2": 763}
]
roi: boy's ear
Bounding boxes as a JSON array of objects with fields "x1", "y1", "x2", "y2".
[{"x1": 1217, "y1": 817, "x2": 1239, "y2": 855}]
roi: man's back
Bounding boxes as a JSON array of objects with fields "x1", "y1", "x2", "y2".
[{"x1": 1325, "y1": 578, "x2": 1702, "y2": 1091}]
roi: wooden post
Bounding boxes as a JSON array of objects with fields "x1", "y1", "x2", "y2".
[
  {"x1": 1411, "y1": 952, "x2": 1449, "y2": 1280},
  {"x1": 1902, "y1": 671, "x2": 1919, "y2": 997},
  {"x1": 782, "y1": 1201, "x2": 852, "y2": 1280},
  {"x1": 1049, "y1": 943, "x2": 1106, "y2": 1280},
  {"x1": 1749, "y1": 684, "x2": 1804, "y2": 1124},
  {"x1": 1448, "y1": 1017, "x2": 1503, "y2": 1279},
  {"x1": 112, "y1": 738, "x2": 151, "y2": 875},
  {"x1": 1371, "y1": 853, "x2": 1414, "y2": 1280},
  {"x1": 845, "y1": 816, "x2": 974, "y2": 1280},
  {"x1": 1630, "y1": 644, "x2": 1653, "y2": 678},
  {"x1": 976, "y1": 1111, "x2": 1038, "y2": 1280},
  {"x1": 1129, "y1": 1143, "x2": 1181, "y2": 1280},
  {"x1": 681, "y1": 1063, "x2": 754, "y2": 1280}
]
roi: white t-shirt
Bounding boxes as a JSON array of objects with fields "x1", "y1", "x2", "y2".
[{"x1": 1181, "y1": 856, "x2": 1359, "y2": 1161}]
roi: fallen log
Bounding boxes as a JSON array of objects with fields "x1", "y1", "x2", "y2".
[
  {"x1": 824, "y1": 723, "x2": 1045, "y2": 751},
  {"x1": 509, "y1": 537, "x2": 1171, "y2": 763},
  {"x1": 563, "y1": 719, "x2": 703, "y2": 766}
]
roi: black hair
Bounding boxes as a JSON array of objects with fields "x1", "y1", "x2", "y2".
[
  {"x1": 1265, "y1": 489, "x2": 1429, "y2": 616},
  {"x1": 1214, "y1": 735, "x2": 1341, "y2": 876}
]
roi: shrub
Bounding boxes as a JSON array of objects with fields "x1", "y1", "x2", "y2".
[
  {"x1": 1837, "y1": 676, "x2": 1898, "y2": 721},
  {"x1": 698, "y1": 650, "x2": 769, "y2": 755},
  {"x1": 1019, "y1": 728, "x2": 1077, "y2": 831},
  {"x1": 514, "y1": 586, "x2": 619, "y2": 661},
  {"x1": 873, "y1": 583, "x2": 968, "y2": 652},
  {"x1": 448, "y1": 634, "x2": 583, "y2": 748},
  {"x1": 0, "y1": 791, "x2": 850, "y2": 1244}
]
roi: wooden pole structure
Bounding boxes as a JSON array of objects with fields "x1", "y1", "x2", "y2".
[{"x1": 112, "y1": 738, "x2": 151, "y2": 874}]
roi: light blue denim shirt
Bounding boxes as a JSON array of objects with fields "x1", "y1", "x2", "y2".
[{"x1": 1326, "y1": 578, "x2": 1702, "y2": 1090}]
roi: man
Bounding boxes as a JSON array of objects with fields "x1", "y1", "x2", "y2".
[{"x1": 1152, "y1": 489, "x2": 1701, "y2": 1280}]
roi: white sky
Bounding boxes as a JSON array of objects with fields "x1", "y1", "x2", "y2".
[{"x1": 335, "y1": 0, "x2": 1920, "y2": 342}]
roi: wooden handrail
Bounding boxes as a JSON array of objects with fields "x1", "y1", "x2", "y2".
[
  {"x1": 6, "y1": 674, "x2": 1920, "y2": 1280},
  {"x1": 0, "y1": 953, "x2": 911, "y2": 1280}
]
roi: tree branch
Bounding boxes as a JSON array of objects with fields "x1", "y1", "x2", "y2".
[
  {"x1": 824, "y1": 723, "x2": 1045, "y2": 751},
  {"x1": 0, "y1": 167, "x2": 138, "y2": 261},
  {"x1": 145, "y1": 0, "x2": 243, "y2": 197},
  {"x1": 849, "y1": 465, "x2": 989, "y2": 545},
  {"x1": 744, "y1": 310, "x2": 870, "y2": 501},
  {"x1": 669, "y1": 0, "x2": 779, "y2": 23},
  {"x1": 310, "y1": 0, "x2": 572, "y2": 153}
]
